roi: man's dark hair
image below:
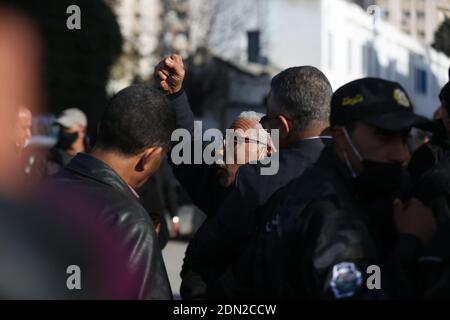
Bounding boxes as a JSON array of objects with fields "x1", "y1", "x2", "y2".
[
  {"x1": 270, "y1": 66, "x2": 332, "y2": 130},
  {"x1": 96, "y1": 85, "x2": 176, "y2": 155}
]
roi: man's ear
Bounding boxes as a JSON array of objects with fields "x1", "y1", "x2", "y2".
[
  {"x1": 135, "y1": 146, "x2": 164, "y2": 172},
  {"x1": 278, "y1": 115, "x2": 290, "y2": 139}
]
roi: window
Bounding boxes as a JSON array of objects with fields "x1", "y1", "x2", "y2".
[
  {"x1": 247, "y1": 30, "x2": 260, "y2": 63},
  {"x1": 414, "y1": 68, "x2": 428, "y2": 95}
]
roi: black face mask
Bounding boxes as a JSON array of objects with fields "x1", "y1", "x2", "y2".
[
  {"x1": 341, "y1": 128, "x2": 407, "y2": 201},
  {"x1": 56, "y1": 131, "x2": 78, "y2": 150},
  {"x1": 353, "y1": 160, "x2": 407, "y2": 257},
  {"x1": 353, "y1": 160, "x2": 405, "y2": 200}
]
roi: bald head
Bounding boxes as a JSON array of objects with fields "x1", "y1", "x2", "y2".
[
  {"x1": 229, "y1": 111, "x2": 273, "y2": 155},
  {"x1": 230, "y1": 111, "x2": 264, "y2": 132}
]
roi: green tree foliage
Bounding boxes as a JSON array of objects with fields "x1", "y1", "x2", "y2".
[{"x1": 1, "y1": 0, "x2": 123, "y2": 137}]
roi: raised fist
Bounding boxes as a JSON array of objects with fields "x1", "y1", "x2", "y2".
[{"x1": 154, "y1": 54, "x2": 185, "y2": 95}]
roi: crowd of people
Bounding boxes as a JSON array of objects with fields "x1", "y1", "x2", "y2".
[{"x1": 3, "y1": 3, "x2": 450, "y2": 300}]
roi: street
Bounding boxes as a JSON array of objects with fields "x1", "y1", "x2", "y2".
[{"x1": 162, "y1": 240, "x2": 188, "y2": 300}]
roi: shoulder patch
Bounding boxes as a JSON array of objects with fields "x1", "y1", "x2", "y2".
[{"x1": 330, "y1": 262, "x2": 363, "y2": 299}]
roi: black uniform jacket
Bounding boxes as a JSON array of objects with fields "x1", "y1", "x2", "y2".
[{"x1": 211, "y1": 147, "x2": 424, "y2": 299}]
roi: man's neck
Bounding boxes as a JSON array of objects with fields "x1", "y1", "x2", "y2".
[
  {"x1": 90, "y1": 147, "x2": 137, "y2": 189},
  {"x1": 297, "y1": 129, "x2": 328, "y2": 140},
  {"x1": 284, "y1": 126, "x2": 330, "y2": 147}
]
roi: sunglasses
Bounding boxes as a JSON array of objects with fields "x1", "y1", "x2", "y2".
[{"x1": 223, "y1": 135, "x2": 269, "y2": 147}]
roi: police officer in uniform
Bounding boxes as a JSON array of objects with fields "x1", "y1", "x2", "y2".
[{"x1": 211, "y1": 78, "x2": 437, "y2": 299}]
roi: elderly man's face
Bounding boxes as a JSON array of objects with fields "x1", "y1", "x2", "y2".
[{"x1": 219, "y1": 118, "x2": 270, "y2": 187}]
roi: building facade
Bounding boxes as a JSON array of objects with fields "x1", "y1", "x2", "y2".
[
  {"x1": 107, "y1": 0, "x2": 194, "y2": 91},
  {"x1": 107, "y1": 0, "x2": 450, "y2": 118},
  {"x1": 208, "y1": 0, "x2": 450, "y2": 118},
  {"x1": 355, "y1": 0, "x2": 450, "y2": 45},
  {"x1": 106, "y1": 0, "x2": 162, "y2": 91}
]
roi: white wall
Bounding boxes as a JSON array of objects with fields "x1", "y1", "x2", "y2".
[
  {"x1": 206, "y1": 0, "x2": 323, "y2": 68},
  {"x1": 208, "y1": 0, "x2": 261, "y2": 62},
  {"x1": 321, "y1": 0, "x2": 450, "y2": 118},
  {"x1": 266, "y1": 0, "x2": 322, "y2": 70},
  {"x1": 204, "y1": 0, "x2": 450, "y2": 118}
]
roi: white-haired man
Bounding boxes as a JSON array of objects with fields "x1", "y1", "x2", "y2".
[
  {"x1": 218, "y1": 111, "x2": 273, "y2": 188},
  {"x1": 167, "y1": 109, "x2": 273, "y2": 300},
  {"x1": 155, "y1": 55, "x2": 332, "y2": 299},
  {"x1": 168, "y1": 109, "x2": 273, "y2": 217}
]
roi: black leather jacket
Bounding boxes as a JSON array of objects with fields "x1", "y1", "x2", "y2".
[
  {"x1": 181, "y1": 138, "x2": 333, "y2": 299},
  {"x1": 49, "y1": 153, "x2": 173, "y2": 300},
  {"x1": 411, "y1": 153, "x2": 450, "y2": 299},
  {"x1": 211, "y1": 148, "x2": 424, "y2": 299}
]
